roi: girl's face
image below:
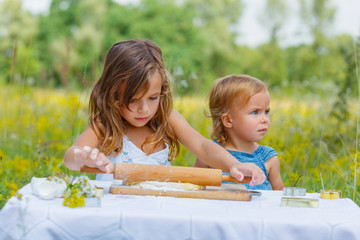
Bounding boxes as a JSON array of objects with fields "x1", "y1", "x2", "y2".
[
  {"x1": 227, "y1": 89, "x2": 270, "y2": 143},
  {"x1": 121, "y1": 70, "x2": 162, "y2": 128}
]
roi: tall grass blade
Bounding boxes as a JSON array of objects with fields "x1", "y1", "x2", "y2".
[{"x1": 354, "y1": 40, "x2": 359, "y2": 201}]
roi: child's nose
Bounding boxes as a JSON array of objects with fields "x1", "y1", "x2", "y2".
[
  {"x1": 138, "y1": 100, "x2": 149, "y2": 113},
  {"x1": 260, "y1": 113, "x2": 269, "y2": 123}
]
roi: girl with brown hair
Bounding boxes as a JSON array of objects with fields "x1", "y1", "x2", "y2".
[{"x1": 64, "y1": 39, "x2": 265, "y2": 184}]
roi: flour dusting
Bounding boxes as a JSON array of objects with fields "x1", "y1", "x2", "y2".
[{"x1": 122, "y1": 180, "x2": 205, "y2": 191}]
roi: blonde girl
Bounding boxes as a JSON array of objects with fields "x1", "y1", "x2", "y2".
[
  {"x1": 64, "y1": 39, "x2": 265, "y2": 184},
  {"x1": 194, "y1": 75, "x2": 284, "y2": 190}
]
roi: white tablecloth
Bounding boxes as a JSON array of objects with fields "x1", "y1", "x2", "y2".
[{"x1": 1, "y1": 181, "x2": 359, "y2": 240}]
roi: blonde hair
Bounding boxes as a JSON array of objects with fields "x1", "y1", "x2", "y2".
[
  {"x1": 208, "y1": 74, "x2": 267, "y2": 142},
  {"x1": 89, "y1": 39, "x2": 179, "y2": 160}
]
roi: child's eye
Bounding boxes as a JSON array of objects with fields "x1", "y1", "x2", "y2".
[
  {"x1": 265, "y1": 109, "x2": 270, "y2": 114},
  {"x1": 251, "y1": 111, "x2": 258, "y2": 115},
  {"x1": 149, "y1": 96, "x2": 159, "y2": 101}
]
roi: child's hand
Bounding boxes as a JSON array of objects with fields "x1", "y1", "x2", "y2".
[
  {"x1": 73, "y1": 146, "x2": 113, "y2": 173},
  {"x1": 229, "y1": 163, "x2": 266, "y2": 186}
]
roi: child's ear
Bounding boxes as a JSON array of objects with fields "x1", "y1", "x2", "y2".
[{"x1": 221, "y1": 113, "x2": 232, "y2": 128}]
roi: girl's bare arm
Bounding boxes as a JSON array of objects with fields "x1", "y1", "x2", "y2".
[
  {"x1": 265, "y1": 156, "x2": 284, "y2": 190},
  {"x1": 63, "y1": 126, "x2": 113, "y2": 173},
  {"x1": 169, "y1": 109, "x2": 266, "y2": 185},
  {"x1": 193, "y1": 158, "x2": 211, "y2": 168}
]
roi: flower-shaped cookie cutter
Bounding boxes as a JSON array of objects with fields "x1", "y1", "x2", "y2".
[{"x1": 283, "y1": 187, "x2": 306, "y2": 197}]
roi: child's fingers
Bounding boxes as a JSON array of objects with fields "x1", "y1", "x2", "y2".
[
  {"x1": 249, "y1": 168, "x2": 266, "y2": 186},
  {"x1": 97, "y1": 153, "x2": 113, "y2": 173},
  {"x1": 229, "y1": 168, "x2": 244, "y2": 181},
  {"x1": 73, "y1": 146, "x2": 112, "y2": 172},
  {"x1": 73, "y1": 148, "x2": 88, "y2": 163},
  {"x1": 79, "y1": 146, "x2": 93, "y2": 163},
  {"x1": 83, "y1": 146, "x2": 91, "y2": 153},
  {"x1": 73, "y1": 146, "x2": 99, "y2": 168},
  {"x1": 89, "y1": 148, "x2": 105, "y2": 167},
  {"x1": 90, "y1": 148, "x2": 99, "y2": 161},
  {"x1": 231, "y1": 163, "x2": 266, "y2": 186},
  {"x1": 105, "y1": 163, "x2": 114, "y2": 173}
]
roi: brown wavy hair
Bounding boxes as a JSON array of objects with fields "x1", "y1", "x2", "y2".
[
  {"x1": 89, "y1": 39, "x2": 179, "y2": 160},
  {"x1": 208, "y1": 74, "x2": 266, "y2": 143}
]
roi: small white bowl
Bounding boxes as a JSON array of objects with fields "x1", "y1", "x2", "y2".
[{"x1": 31, "y1": 177, "x2": 66, "y2": 199}]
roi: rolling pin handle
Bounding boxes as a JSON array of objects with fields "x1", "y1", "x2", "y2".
[
  {"x1": 222, "y1": 175, "x2": 251, "y2": 184},
  {"x1": 80, "y1": 165, "x2": 112, "y2": 174}
]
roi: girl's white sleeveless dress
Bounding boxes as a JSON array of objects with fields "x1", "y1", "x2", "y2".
[{"x1": 95, "y1": 136, "x2": 171, "y2": 181}]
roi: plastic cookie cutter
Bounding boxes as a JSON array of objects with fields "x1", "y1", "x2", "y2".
[
  {"x1": 283, "y1": 187, "x2": 306, "y2": 197},
  {"x1": 320, "y1": 189, "x2": 342, "y2": 199},
  {"x1": 281, "y1": 187, "x2": 318, "y2": 208},
  {"x1": 281, "y1": 197, "x2": 319, "y2": 208}
]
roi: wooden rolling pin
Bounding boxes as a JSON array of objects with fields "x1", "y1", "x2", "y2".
[{"x1": 81, "y1": 163, "x2": 251, "y2": 186}]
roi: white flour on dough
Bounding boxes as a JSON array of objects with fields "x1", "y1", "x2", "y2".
[{"x1": 121, "y1": 180, "x2": 205, "y2": 191}]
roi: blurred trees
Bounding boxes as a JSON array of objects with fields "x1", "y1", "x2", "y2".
[
  {"x1": 287, "y1": 0, "x2": 336, "y2": 85},
  {"x1": 259, "y1": 0, "x2": 289, "y2": 44},
  {"x1": 36, "y1": 0, "x2": 107, "y2": 87},
  {"x1": 300, "y1": 0, "x2": 335, "y2": 45},
  {"x1": 0, "y1": 0, "x2": 359, "y2": 97},
  {"x1": 0, "y1": 0, "x2": 39, "y2": 84}
]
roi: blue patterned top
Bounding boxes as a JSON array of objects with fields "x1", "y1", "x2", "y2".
[{"x1": 214, "y1": 140, "x2": 277, "y2": 190}]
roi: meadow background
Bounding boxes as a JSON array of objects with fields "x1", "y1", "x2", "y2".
[{"x1": 1, "y1": 0, "x2": 360, "y2": 208}]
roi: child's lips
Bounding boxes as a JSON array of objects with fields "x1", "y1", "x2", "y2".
[
  {"x1": 135, "y1": 117, "x2": 149, "y2": 122},
  {"x1": 258, "y1": 128, "x2": 268, "y2": 133}
]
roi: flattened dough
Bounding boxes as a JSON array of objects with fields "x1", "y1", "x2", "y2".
[{"x1": 122, "y1": 180, "x2": 205, "y2": 191}]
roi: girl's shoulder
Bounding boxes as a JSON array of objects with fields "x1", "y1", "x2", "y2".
[
  {"x1": 73, "y1": 125, "x2": 101, "y2": 148},
  {"x1": 256, "y1": 145, "x2": 277, "y2": 161},
  {"x1": 168, "y1": 109, "x2": 182, "y2": 120},
  {"x1": 257, "y1": 145, "x2": 276, "y2": 152},
  {"x1": 167, "y1": 109, "x2": 189, "y2": 129}
]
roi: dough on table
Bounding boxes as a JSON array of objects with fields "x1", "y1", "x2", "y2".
[{"x1": 122, "y1": 180, "x2": 205, "y2": 191}]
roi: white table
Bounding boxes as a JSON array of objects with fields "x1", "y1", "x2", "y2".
[{"x1": 1, "y1": 181, "x2": 359, "y2": 240}]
